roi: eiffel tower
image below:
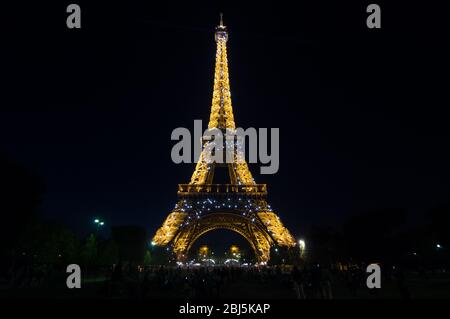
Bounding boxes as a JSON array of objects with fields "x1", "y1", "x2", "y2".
[{"x1": 152, "y1": 15, "x2": 296, "y2": 263}]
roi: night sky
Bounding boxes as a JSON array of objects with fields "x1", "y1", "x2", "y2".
[{"x1": 1, "y1": 1, "x2": 449, "y2": 241}]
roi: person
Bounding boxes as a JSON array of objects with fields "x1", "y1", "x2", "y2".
[
  {"x1": 321, "y1": 267, "x2": 333, "y2": 299},
  {"x1": 291, "y1": 266, "x2": 306, "y2": 299},
  {"x1": 394, "y1": 266, "x2": 411, "y2": 299},
  {"x1": 111, "y1": 261, "x2": 123, "y2": 282},
  {"x1": 140, "y1": 271, "x2": 150, "y2": 299},
  {"x1": 346, "y1": 266, "x2": 359, "y2": 297},
  {"x1": 310, "y1": 264, "x2": 323, "y2": 298}
]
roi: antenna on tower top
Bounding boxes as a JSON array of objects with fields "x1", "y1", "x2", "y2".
[{"x1": 215, "y1": 12, "x2": 228, "y2": 41}]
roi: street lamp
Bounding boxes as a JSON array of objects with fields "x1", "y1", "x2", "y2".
[
  {"x1": 298, "y1": 239, "x2": 306, "y2": 249},
  {"x1": 94, "y1": 218, "x2": 105, "y2": 231},
  {"x1": 298, "y1": 239, "x2": 306, "y2": 257}
]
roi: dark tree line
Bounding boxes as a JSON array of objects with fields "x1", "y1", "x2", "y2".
[
  {"x1": 1, "y1": 154, "x2": 448, "y2": 276},
  {"x1": 304, "y1": 207, "x2": 450, "y2": 270},
  {"x1": 0, "y1": 155, "x2": 154, "y2": 285}
]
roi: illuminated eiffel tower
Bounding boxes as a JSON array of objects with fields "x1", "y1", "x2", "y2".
[{"x1": 152, "y1": 15, "x2": 296, "y2": 263}]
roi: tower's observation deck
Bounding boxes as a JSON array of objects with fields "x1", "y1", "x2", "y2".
[{"x1": 178, "y1": 183, "x2": 267, "y2": 197}]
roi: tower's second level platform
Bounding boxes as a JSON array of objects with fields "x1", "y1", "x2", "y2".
[{"x1": 177, "y1": 184, "x2": 267, "y2": 197}]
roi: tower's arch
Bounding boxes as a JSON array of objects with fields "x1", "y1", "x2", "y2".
[
  {"x1": 187, "y1": 226, "x2": 257, "y2": 261},
  {"x1": 187, "y1": 224, "x2": 257, "y2": 254},
  {"x1": 172, "y1": 213, "x2": 273, "y2": 263}
]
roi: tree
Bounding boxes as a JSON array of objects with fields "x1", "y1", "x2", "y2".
[
  {"x1": 98, "y1": 240, "x2": 119, "y2": 266},
  {"x1": 148, "y1": 246, "x2": 171, "y2": 265},
  {"x1": 342, "y1": 208, "x2": 407, "y2": 263},
  {"x1": 143, "y1": 250, "x2": 152, "y2": 266},
  {"x1": 0, "y1": 155, "x2": 44, "y2": 267},
  {"x1": 80, "y1": 234, "x2": 98, "y2": 266},
  {"x1": 305, "y1": 225, "x2": 343, "y2": 265},
  {"x1": 111, "y1": 226, "x2": 147, "y2": 263},
  {"x1": 31, "y1": 222, "x2": 78, "y2": 265}
]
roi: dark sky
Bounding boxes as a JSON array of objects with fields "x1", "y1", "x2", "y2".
[{"x1": 1, "y1": 1, "x2": 449, "y2": 239}]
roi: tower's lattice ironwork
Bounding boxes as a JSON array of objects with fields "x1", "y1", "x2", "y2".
[{"x1": 152, "y1": 16, "x2": 296, "y2": 263}]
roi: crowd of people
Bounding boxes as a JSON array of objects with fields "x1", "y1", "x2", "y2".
[
  {"x1": 2, "y1": 260, "x2": 427, "y2": 299},
  {"x1": 101, "y1": 263, "x2": 390, "y2": 299},
  {"x1": 1, "y1": 262, "x2": 54, "y2": 290}
]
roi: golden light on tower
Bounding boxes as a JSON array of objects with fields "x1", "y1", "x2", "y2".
[
  {"x1": 198, "y1": 245, "x2": 210, "y2": 258},
  {"x1": 230, "y1": 245, "x2": 239, "y2": 254},
  {"x1": 229, "y1": 245, "x2": 241, "y2": 259},
  {"x1": 151, "y1": 15, "x2": 297, "y2": 263}
]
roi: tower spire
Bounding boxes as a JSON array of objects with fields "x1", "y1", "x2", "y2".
[{"x1": 209, "y1": 12, "x2": 234, "y2": 129}]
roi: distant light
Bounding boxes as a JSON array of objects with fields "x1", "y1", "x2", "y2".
[
  {"x1": 298, "y1": 239, "x2": 306, "y2": 250},
  {"x1": 436, "y1": 244, "x2": 442, "y2": 249},
  {"x1": 94, "y1": 219, "x2": 99, "y2": 223},
  {"x1": 413, "y1": 252, "x2": 417, "y2": 256},
  {"x1": 100, "y1": 222, "x2": 104, "y2": 226},
  {"x1": 151, "y1": 241, "x2": 156, "y2": 246},
  {"x1": 275, "y1": 248, "x2": 278, "y2": 252}
]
